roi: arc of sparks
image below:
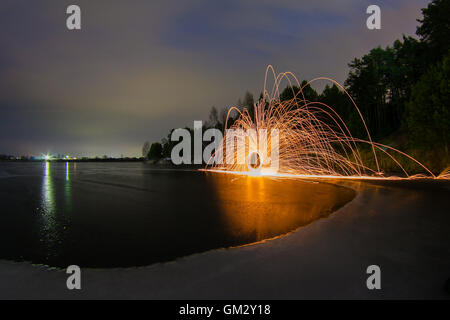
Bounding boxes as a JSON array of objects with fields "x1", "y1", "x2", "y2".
[{"x1": 206, "y1": 66, "x2": 447, "y2": 180}]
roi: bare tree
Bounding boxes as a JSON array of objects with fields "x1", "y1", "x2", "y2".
[
  {"x1": 220, "y1": 107, "x2": 229, "y2": 131},
  {"x1": 142, "y1": 141, "x2": 150, "y2": 158},
  {"x1": 208, "y1": 106, "x2": 219, "y2": 128}
]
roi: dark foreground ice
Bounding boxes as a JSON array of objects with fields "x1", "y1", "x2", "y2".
[{"x1": 0, "y1": 163, "x2": 449, "y2": 299}]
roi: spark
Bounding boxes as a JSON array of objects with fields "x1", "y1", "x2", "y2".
[{"x1": 205, "y1": 66, "x2": 448, "y2": 180}]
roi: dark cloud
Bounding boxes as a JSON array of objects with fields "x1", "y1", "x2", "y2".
[{"x1": 0, "y1": 0, "x2": 430, "y2": 156}]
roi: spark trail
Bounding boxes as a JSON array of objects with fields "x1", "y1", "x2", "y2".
[{"x1": 206, "y1": 66, "x2": 448, "y2": 180}]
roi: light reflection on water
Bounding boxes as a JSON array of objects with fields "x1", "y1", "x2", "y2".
[
  {"x1": 64, "y1": 162, "x2": 72, "y2": 212},
  {"x1": 41, "y1": 162, "x2": 55, "y2": 231},
  {"x1": 208, "y1": 173, "x2": 356, "y2": 242},
  {"x1": 39, "y1": 162, "x2": 72, "y2": 258}
]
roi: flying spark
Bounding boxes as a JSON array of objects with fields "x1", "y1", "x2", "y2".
[{"x1": 205, "y1": 66, "x2": 449, "y2": 180}]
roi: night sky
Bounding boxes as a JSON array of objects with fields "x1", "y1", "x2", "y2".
[{"x1": 0, "y1": 0, "x2": 430, "y2": 157}]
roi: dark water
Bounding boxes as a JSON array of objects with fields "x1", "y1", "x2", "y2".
[{"x1": 0, "y1": 162, "x2": 355, "y2": 268}]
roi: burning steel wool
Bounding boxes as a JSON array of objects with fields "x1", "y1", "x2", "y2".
[{"x1": 206, "y1": 66, "x2": 449, "y2": 180}]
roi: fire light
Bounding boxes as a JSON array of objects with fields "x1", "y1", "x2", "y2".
[{"x1": 206, "y1": 66, "x2": 448, "y2": 180}]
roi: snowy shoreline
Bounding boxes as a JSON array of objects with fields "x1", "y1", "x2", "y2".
[{"x1": 1, "y1": 179, "x2": 450, "y2": 299}]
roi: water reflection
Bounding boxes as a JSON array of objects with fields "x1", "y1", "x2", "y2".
[
  {"x1": 208, "y1": 173, "x2": 356, "y2": 242},
  {"x1": 39, "y1": 162, "x2": 71, "y2": 260},
  {"x1": 64, "y1": 162, "x2": 72, "y2": 212},
  {"x1": 41, "y1": 161, "x2": 55, "y2": 218}
]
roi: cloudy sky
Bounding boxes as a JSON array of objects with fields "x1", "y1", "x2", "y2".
[{"x1": 0, "y1": 0, "x2": 430, "y2": 157}]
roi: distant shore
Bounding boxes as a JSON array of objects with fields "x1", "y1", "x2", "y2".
[
  {"x1": 0, "y1": 158, "x2": 207, "y2": 170},
  {"x1": 0, "y1": 158, "x2": 143, "y2": 163}
]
